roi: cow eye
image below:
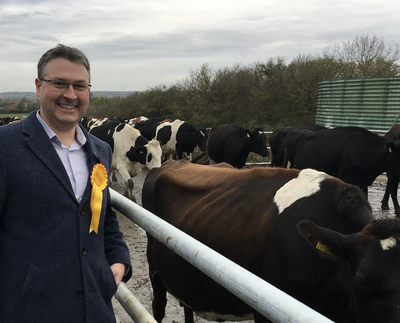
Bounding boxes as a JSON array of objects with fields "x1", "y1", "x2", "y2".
[{"x1": 355, "y1": 273, "x2": 372, "y2": 293}]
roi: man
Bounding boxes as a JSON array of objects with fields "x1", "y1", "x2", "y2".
[{"x1": 0, "y1": 44, "x2": 132, "y2": 323}]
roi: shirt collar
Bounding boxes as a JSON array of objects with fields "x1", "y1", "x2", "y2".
[{"x1": 36, "y1": 110, "x2": 87, "y2": 147}]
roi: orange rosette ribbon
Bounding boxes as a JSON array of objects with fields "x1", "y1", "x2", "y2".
[{"x1": 89, "y1": 163, "x2": 108, "y2": 233}]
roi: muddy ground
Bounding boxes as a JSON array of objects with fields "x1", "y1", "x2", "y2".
[{"x1": 112, "y1": 168, "x2": 396, "y2": 323}]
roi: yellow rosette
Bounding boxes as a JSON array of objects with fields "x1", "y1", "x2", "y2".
[{"x1": 89, "y1": 163, "x2": 108, "y2": 233}]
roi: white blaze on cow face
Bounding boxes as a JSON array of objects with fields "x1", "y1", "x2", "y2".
[
  {"x1": 380, "y1": 237, "x2": 397, "y2": 250},
  {"x1": 274, "y1": 168, "x2": 329, "y2": 214},
  {"x1": 145, "y1": 140, "x2": 162, "y2": 169}
]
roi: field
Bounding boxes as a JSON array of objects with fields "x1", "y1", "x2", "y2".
[{"x1": 0, "y1": 112, "x2": 29, "y2": 119}]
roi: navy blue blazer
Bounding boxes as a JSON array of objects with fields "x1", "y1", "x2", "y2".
[{"x1": 0, "y1": 111, "x2": 132, "y2": 323}]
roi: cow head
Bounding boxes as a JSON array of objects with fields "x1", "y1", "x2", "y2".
[
  {"x1": 126, "y1": 146, "x2": 147, "y2": 165},
  {"x1": 145, "y1": 140, "x2": 162, "y2": 169},
  {"x1": 385, "y1": 140, "x2": 400, "y2": 176},
  {"x1": 298, "y1": 219, "x2": 400, "y2": 322},
  {"x1": 247, "y1": 127, "x2": 269, "y2": 157},
  {"x1": 194, "y1": 128, "x2": 208, "y2": 151}
]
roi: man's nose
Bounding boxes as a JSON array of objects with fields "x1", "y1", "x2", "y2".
[{"x1": 63, "y1": 83, "x2": 78, "y2": 99}]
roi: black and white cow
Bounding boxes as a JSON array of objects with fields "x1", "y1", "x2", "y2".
[
  {"x1": 207, "y1": 124, "x2": 269, "y2": 168},
  {"x1": 80, "y1": 117, "x2": 110, "y2": 132},
  {"x1": 143, "y1": 160, "x2": 400, "y2": 323},
  {"x1": 125, "y1": 116, "x2": 148, "y2": 127},
  {"x1": 154, "y1": 119, "x2": 207, "y2": 160},
  {"x1": 0, "y1": 116, "x2": 21, "y2": 126},
  {"x1": 133, "y1": 118, "x2": 164, "y2": 141},
  {"x1": 89, "y1": 122, "x2": 162, "y2": 201}
]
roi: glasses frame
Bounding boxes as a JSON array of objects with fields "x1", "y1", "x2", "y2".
[{"x1": 40, "y1": 78, "x2": 92, "y2": 92}]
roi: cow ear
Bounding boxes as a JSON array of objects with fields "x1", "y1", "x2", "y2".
[
  {"x1": 386, "y1": 141, "x2": 395, "y2": 153},
  {"x1": 297, "y1": 220, "x2": 351, "y2": 260}
]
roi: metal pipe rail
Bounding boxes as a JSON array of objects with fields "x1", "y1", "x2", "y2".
[
  {"x1": 110, "y1": 188, "x2": 333, "y2": 323},
  {"x1": 114, "y1": 282, "x2": 156, "y2": 323}
]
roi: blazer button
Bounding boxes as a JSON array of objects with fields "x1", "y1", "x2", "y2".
[
  {"x1": 81, "y1": 248, "x2": 87, "y2": 256},
  {"x1": 80, "y1": 209, "x2": 85, "y2": 216},
  {"x1": 76, "y1": 291, "x2": 84, "y2": 298}
]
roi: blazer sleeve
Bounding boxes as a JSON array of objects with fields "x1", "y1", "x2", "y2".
[{"x1": 101, "y1": 143, "x2": 133, "y2": 282}]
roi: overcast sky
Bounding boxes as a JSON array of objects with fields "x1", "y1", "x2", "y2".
[{"x1": 1, "y1": 0, "x2": 400, "y2": 92}]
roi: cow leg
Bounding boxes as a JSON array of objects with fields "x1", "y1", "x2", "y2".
[
  {"x1": 117, "y1": 167, "x2": 137, "y2": 202},
  {"x1": 389, "y1": 175, "x2": 400, "y2": 216},
  {"x1": 253, "y1": 310, "x2": 273, "y2": 323},
  {"x1": 182, "y1": 304, "x2": 194, "y2": 323},
  {"x1": 381, "y1": 173, "x2": 391, "y2": 210},
  {"x1": 150, "y1": 272, "x2": 168, "y2": 323},
  {"x1": 126, "y1": 178, "x2": 136, "y2": 203}
]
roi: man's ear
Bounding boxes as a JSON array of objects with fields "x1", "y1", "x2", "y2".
[{"x1": 35, "y1": 78, "x2": 42, "y2": 97}]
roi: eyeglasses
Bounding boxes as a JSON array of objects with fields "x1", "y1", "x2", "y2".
[{"x1": 40, "y1": 78, "x2": 91, "y2": 92}]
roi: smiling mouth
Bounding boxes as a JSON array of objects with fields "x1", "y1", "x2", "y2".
[{"x1": 59, "y1": 103, "x2": 76, "y2": 110}]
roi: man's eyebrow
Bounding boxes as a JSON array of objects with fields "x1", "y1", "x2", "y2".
[{"x1": 52, "y1": 78, "x2": 87, "y2": 83}]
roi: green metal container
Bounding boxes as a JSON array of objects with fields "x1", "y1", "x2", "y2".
[{"x1": 316, "y1": 77, "x2": 400, "y2": 136}]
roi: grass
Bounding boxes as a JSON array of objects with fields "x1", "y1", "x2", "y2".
[{"x1": 0, "y1": 112, "x2": 29, "y2": 119}]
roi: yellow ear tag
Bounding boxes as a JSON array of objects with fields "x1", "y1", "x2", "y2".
[
  {"x1": 389, "y1": 146, "x2": 393, "y2": 153},
  {"x1": 247, "y1": 133, "x2": 250, "y2": 138},
  {"x1": 316, "y1": 241, "x2": 331, "y2": 254},
  {"x1": 89, "y1": 164, "x2": 108, "y2": 233}
]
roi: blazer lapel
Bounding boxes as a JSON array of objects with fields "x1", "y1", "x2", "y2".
[
  {"x1": 22, "y1": 112, "x2": 78, "y2": 202},
  {"x1": 80, "y1": 129, "x2": 107, "y2": 205}
]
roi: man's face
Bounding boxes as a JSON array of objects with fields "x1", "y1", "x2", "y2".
[{"x1": 35, "y1": 57, "x2": 90, "y2": 132}]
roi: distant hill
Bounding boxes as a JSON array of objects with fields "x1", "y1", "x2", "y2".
[
  {"x1": 0, "y1": 92, "x2": 37, "y2": 99},
  {"x1": 0, "y1": 91, "x2": 138, "y2": 99}
]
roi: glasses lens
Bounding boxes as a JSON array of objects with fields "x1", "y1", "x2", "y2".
[
  {"x1": 73, "y1": 83, "x2": 88, "y2": 91},
  {"x1": 52, "y1": 80, "x2": 69, "y2": 89}
]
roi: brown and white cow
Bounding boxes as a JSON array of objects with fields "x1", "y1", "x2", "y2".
[{"x1": 143, "y1": 160, "x2": 400, "y2": 323}]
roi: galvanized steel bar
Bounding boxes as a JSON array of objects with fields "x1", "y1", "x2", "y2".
[
  {"x1": 114, "y1": 282, "x2": 156, "y2": 323},
  {"x1": 110, "y1": 188, "x2": 333, "y2": 323}
]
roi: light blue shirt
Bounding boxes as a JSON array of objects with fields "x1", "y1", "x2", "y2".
[{"x1": 36, "y1": 111, "x2": 89, "y2": 202}]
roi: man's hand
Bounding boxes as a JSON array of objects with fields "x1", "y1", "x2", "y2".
[{"x1": 110, "y1": 263, "x2": 126, "y2": 287}]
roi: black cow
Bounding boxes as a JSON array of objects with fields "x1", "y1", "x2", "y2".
[
  {"x1": 207, "y1": 125, "x2": 269, "y2": 168},
  {"x1": 269, "y1": 124, "x2": 327, "y2": 167},
  {"x1": 381, "y1": 125, "x2": 400, "y2": 215},
  {"x1": 282, "y1": 128, "x2": 324, "y2": 168},
  {"x1": 284, "y1": 126, "x2": 400, "y2": 194},
  {"x1": 143, "y1": 160, "x2": 400, "y2": 323}
]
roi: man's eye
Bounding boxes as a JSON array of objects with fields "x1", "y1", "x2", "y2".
[
  {"x1": 53, "y1": 81, "x2": 67, "y2": 88},
  {"x1": 73, "y1": 84, "x2": 86, "y2": 90}
]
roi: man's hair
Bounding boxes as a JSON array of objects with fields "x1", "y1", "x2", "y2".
[{"x1": 37, "y1": 43, "x2": 91, "y2": 80}]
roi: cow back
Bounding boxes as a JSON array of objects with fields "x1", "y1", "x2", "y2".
[
  {"x1": 269, "y1": 124, "x2": 327, "y2": 167},
  {"x1": 293, "y1": 126, "x2": 400, "y2": 189}
]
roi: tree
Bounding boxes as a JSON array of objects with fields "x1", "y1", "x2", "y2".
[{"x1": 324, "y1": 34, "x2": 400, "y2": 78}]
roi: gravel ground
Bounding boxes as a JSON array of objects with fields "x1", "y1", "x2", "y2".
[{"x1": 112, "y1": 168, "x2": 396, "y2": 323}]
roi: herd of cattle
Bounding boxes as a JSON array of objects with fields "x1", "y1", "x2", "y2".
[
  {"x1": 141, "y1": 124, "x2": 400, "y2": 322},
  {"x1": 4, "y1": 114, "x2": 400, "y2": 322},
  {"x1": 79, "y1": 116, "x2": 269, "y2": 201}
]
